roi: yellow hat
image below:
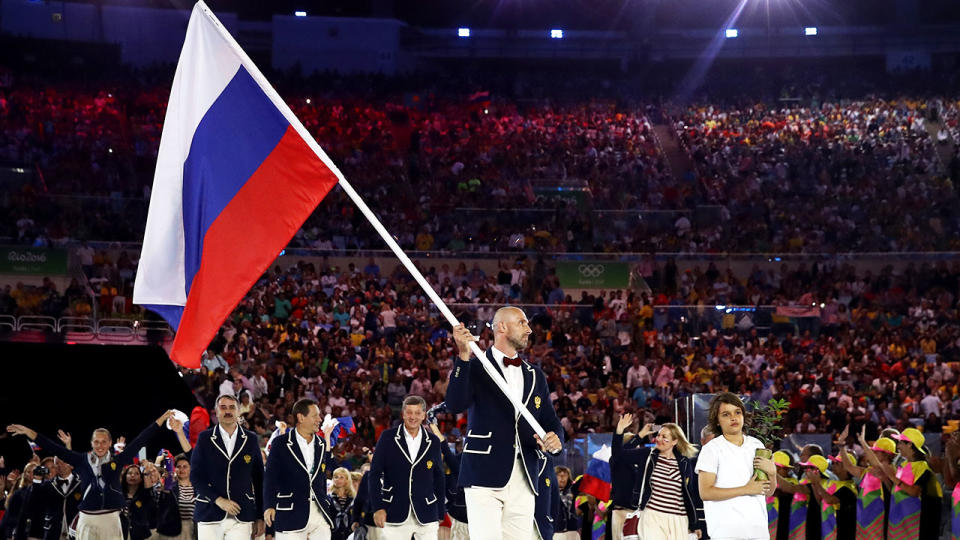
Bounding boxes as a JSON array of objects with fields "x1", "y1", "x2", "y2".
[
  {"x1": 870, "y1": 437, "x2": 897, "y2": 455},
  {"x1": 772, "y1": 451, "x2": 793, "y2": 468},
  {"x1": 827, "y1": 452, "x2": 857, "y2": 467},
  {"x1": 894, "y1": 428, "x2": 927, "y2": 455},
  {"x1": 799, "y1": 455, "x2": 829, "y2": 474}
]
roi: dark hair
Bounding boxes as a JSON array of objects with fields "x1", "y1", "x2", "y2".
[
  {"x1": 707, "y1": 392, "x2": 749, "y2": 436},
  {"x1": 215, "y1": 393, "x2": 239, "y2": 407},
  {"x1": 174, "y1": 453, "x2": 190, "y2": 466},
  {"x1": 402, "y1": 395, "x2": 428, "y2": 411},
  {"x1": 293, "y1": 398, "x2": 318, "y2": 423}
]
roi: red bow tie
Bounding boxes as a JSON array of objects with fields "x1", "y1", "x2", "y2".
[{"x1": 503, "y1": 357, "x2": 522, "y2": 367}]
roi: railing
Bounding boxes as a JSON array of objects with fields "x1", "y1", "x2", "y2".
[
  {"x1": 0, "y1": 314, "x2": 15, "y2": 332},
  {"x1": 17, "y1": 316, "x2": 57, "y2": 332},
  {"x1": 96, "y1": 318, "x2": 137, "y2": 340},
  {"x1": 58, "y1": 316, "x2": 96, "y2": 339},
  {"x1": 0, "y1": 315, "x2": 172, "y2": 342}
]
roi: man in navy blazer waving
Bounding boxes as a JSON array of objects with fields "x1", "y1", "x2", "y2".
[
  {"x1": 191, "y1": 394, "x2": 265, "y2": 540},
  {"x1": 263, "y1": 398, "x2": 337, "y2": 540},
  {"x1": 369, "y1": 395, "x2": 445, "y2": 540},
  {"x1": 446, "y1": 306, "x2": 564, "y2": 540}
]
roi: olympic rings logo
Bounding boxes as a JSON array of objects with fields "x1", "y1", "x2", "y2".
[{"x1": 578, "y1": 264, "x2": 605, "y2": 278}]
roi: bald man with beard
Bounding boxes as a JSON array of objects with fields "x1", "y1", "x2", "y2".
[{"x1": 446, "y1": 307, "x2": 564, "y2": 540}]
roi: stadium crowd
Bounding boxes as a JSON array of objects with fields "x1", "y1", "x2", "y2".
[{"x1": 3, "y1": 68, "x2": 960, "y2": 254}]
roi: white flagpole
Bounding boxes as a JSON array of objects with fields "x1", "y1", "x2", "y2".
[{"x1": 193, "y1": 1, "x2": 548, "y2": 438}]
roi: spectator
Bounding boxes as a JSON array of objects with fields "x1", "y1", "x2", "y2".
[
  {"x1": 611, "y1": 414, "x2": 704, "y2": 540},
  {"x1": 172, "y1": 454, "x2": 196, "y2": 540},
  {"x1": 329, "y1": 468, "x2": 356, "y2": 540}
]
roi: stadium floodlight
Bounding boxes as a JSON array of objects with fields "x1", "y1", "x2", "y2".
[
  {"x1": 805, "y1": 26, "x2": 817, "y2": 36},
  {"x1": 294, "y1": 11, "x2": 307, "y2": 17},
  {"x1": 458, "y1": 27, "x2": 471, "y2": 37},
  {"x1": 550, "y1": 29, "x2": 563, "y2": 39},
  {"x1": 725, "y1": 28, "x2": 738, "y2": 38}
]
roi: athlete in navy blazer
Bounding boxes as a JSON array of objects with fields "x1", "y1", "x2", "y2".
[
  {"x1": 446, "y1": 311, "x2": 564, "y2": 495},
  {"x1": 429, "y1": 425, "x2": 467, "y2": 525},
  {"x1": 533, "y1": 456, "x2": 561, "y2": 540},
  {"x1": 7, "y1": 414, "x2": 170, "y2": 514},
  {"x1": 369, "y1": 398, "x2": 446, "y2": 529},
  {"x1": 263, "y1": 399, "x2": 337, "y2": 535},
  {"x1": 190, "y1": 395, "x2": 264, "y2": 531}
]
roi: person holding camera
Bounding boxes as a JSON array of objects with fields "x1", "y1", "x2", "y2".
[
  {"x1": 6, "y1": 411, "x2": 175, "y2": 540},
  {"x1": 12, "y1": 462, "x2": 47, "y2": 540}
]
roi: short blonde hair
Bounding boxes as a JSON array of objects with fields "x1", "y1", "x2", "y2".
[{"x1": 661, "y1": 423, "x2": 698, "y2": 458}]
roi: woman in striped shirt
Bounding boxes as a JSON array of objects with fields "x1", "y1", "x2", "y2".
[
  {"x1": 171, "y1": 454, "x2": 196, "y2": 540},
  {"x1": 611, "y1": 413, "x2": 706, "y2": 540}
]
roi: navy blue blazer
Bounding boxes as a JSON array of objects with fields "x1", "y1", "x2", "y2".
[
  {"x1": 437, "y1": 441, "x2": 467, "y2": 523},
  {"x1": 190, "y1": 426, "x2": 264, "y2": 523},
  {"x1": 263, "y1": 429, "x2": 335, "y2": 533},
  {"x1": 534, "y1": 457, "x2": 560, "y2": 540},
  {"x1": 608, "y1": 434, "x2": 644, "y2": 509},
  {"x1": 34, "y1": 422, "x2": 161, "y2": 513},
  {"x1": 351, "y1": 472, "x2": 376, "y2": 528},
  {"x1": 14, "y1": 481, "x2": 46, "y2": 540},
  {"x1": 41, "y1": 475, "x2": 83, "y2": 540},
  {"x1": 445, "y1": 349, "x2": 564, "y2": 494},
  {"x1": 369, "y1": 426, "x2": 445, "y2": 525}
]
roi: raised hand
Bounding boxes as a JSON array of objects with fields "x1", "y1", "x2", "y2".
[
  {"x1": 638, "y1": 423, "x2": 656, "y2": 439},
  {"x1": 155, "y1": 410, "x2": 176, "y2": 426},
  {"x1": 452, "y1": 324, "x2": 478, "y2": 361},
  {"x1": 6, "y1": 424, "x2": 37, "y2": 440},
  {"x1": 838, "y1": 424, "x2": 850, "y2": 445},
  {"x1": 57, "y1": 430, "x2": 72, "y2": 450},
  {"x1": 857, "y1": 425, "x2": 867, "y2": 446},
  {"x1": 615, "y1": 413, "x2": 634, "y2": 435}
]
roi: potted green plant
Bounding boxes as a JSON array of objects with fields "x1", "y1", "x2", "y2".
[{"x1": 748, "y1": 398, "x2": 790, "y2": 481}]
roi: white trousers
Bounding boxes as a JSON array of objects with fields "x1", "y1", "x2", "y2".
[
  {"x1": 380, "y1": 512, "x2": 439, "y2": 540},
  {"x1": 449, "y1": 518, "x2": 469, "y2": 540},
  {"x1": 276, "y1": 502, "x2": 331, "y2": 540},
  {"x1": 554, "y1": 532, "x2": 579, "y2": 540},
  {"x1": 463, "y1": 459, "x2": 535, "y2": 540},
  {"x1": 75, "y1": 511, "x2": 123, "y2": 540},
  {"x1": 197, "y1": 516, "x2": 252, "y2": 540},
  {"x1": 638, "y1": 509, "x2": 688, "y2": 540},
  {"x1": 611, "y1": 508, "x2": 631, "y2": 540}
]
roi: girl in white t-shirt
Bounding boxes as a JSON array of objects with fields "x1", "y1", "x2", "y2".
[{"x1": 695, "y1": 392, "x2": 777, "y2": 540}]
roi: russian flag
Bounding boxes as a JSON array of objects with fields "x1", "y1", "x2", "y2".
[
  {"x1": 579, "y1": 444, "x2": 612, "y2": 502},
  {"x1": 133, "y1": 1, "x2": 340, "y2": 367},
  {"x1": 330, "y1": 416, "x2": 356, "y2": 446}
]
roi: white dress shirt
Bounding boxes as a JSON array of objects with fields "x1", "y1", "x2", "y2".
[
  {"x1": 219, "y1": 424, "x2": 240, "y2": 456},
  {"x1": 295, "y1": 430, "x2": 317, "y2": 473},
  {"x1": 491, "y1": 346, "x2": 524, "y2": 413},
  {"x1": 403, "y1": 426, "x2": 423, "y2": 460}
]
